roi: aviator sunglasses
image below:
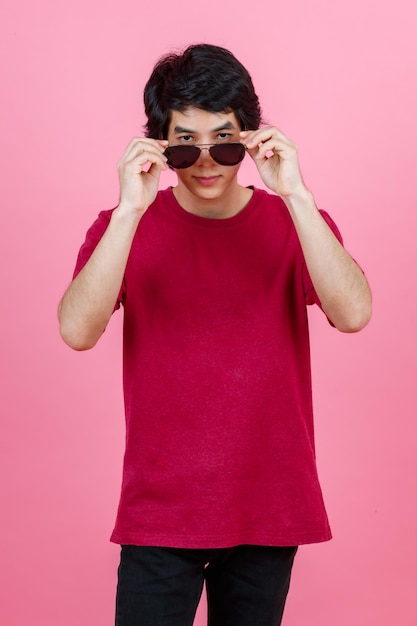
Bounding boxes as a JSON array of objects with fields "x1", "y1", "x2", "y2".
[{"x1": 164, "y1": 142, "x2": 246, "y2": 169}]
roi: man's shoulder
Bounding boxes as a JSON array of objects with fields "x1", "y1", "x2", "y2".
[{"x1": 250, "y1": 187, "x2": 291, "y2": 220}]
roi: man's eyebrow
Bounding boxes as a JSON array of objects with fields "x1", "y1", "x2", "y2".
[
  {"x1": 212, "y1": 121, "x2": 236, "y2": 132},
  {"x1": 172, "y1": 121, "x2": 237, "y2": 134},
  {"x1": 173, "y1": 126, "x2": 195, "y2": 134}
]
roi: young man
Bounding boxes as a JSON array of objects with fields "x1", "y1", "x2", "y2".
[{"x1": 58, "y1": 44, "x2": 372, "y2": 626}]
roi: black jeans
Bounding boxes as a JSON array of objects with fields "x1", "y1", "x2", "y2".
[{"x1": 115, "y1": 544, "x2": 297, "y2": 626}]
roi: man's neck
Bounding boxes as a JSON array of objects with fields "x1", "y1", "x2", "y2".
[{"x1": 172, "y1": 183, "x2": 253, "y2": 219}]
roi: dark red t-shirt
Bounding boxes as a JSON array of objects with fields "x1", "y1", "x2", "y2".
[{"x1": 74, "y1": 187, "x2": 342, "y2": 548}]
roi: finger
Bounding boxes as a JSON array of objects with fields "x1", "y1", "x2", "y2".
[
  {"x1": 133, "y1": 150, "x2": 168, "y2": 172},
  {"x1": 254, "y1": 138, "x2": 293, "y2": 161},
  {"x1": 130, "y1": 140, "x2": 168, "y2": 161},
  {"x1": 119, "y1": 144, "x2": 168, "y2": 172},
  {"x1": 121, "y1": 137, "x2": 168, "y2": 163},
  {"x1": 146, "y1": 159, "x2": 167, "y2": 179},
  {"x1": 118, "y1": 151, "x2": 167, "y2": 178},
  {"x1": 120, "y1": 151, "x2": 164, "y2": 183},
  {"x1": 245, "y1": 138, "x2": 297, "y2": 165},
  {"x1": 240, "y1": 127, "x2": 276, "y2": 148},
  {"x1": 242, "y1": 138, "x2": 281, "y2": 163},
  {"x1": 240, "y1": 127, "x2": 293, "y2": 150}
]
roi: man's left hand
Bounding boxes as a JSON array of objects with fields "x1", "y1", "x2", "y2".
[{"x1": 240, "y1": 127, "x2": 308, "y2": 199}]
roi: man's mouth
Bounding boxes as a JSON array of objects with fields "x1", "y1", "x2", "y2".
[{"x1": 194, "y1": 176, "x2": 220, "y2": 186}]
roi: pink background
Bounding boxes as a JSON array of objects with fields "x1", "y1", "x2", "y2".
[{"x1": 1, "y1": 0, "x2": 416, "y2": 624}]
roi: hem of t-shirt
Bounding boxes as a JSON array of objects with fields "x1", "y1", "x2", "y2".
[{"x1": 109, "y1": 527, "x2": 332, "y2": 549}]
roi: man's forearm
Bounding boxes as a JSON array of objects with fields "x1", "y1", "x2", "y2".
[
  {"x1": 58, "y1": 208, "x2": 142, "y2": 350},
  {"x1": 283, "y1": 190, "x2": 372, "y2": 332}
]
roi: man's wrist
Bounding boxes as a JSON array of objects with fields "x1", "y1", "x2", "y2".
[
  {"x1": 281, "y1": 187, "x2": 315, "y2": 214},
  {"x1": 113, "y1": 202, "x2": 146, "y2": 222}
]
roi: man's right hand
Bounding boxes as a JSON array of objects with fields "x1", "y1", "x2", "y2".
[
  {"x1": 58, "y1": 137, "x2": 168, "y2": 351},
  {"x1": 116, "y1": 137, "x2": 168, "y2": 215}
]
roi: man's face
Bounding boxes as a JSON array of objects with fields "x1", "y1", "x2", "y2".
[{"x1": 166, "y1": 107, "x2": 245, "y2": 215}]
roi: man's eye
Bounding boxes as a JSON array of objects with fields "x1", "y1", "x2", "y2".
[
  {"x1": 216, "y1": 133, "x2": 232, "y2": 140},
  {"x1": 179, "y1": 135, "x2": 194, "y2": 142}
]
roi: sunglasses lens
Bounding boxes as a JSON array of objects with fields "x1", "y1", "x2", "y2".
[
  {"x1": 164, "y1": 146, "x2": 200, "y2": 169},
  {"x1": 210, "y1": 143, "x2": 246, "y2": 165},
  {"x1": 164, "y1": 143, "x2": 246, "y2": 169}
]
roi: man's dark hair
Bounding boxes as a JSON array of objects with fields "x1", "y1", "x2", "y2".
[{"x1": 144, "y1": 43, "x2": 262, "y2": 139}]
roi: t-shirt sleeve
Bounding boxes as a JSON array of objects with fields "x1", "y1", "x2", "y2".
[
  {"x1": 303, "y1": 210, "x2": 344, "y2": 307},
  {"x1": 73, "y1": 209, "x2": 125, "y2": 311}
]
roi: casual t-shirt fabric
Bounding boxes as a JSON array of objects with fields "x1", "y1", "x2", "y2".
[{"x1": 74, "y1": 187, "x2": 342, "y2": 548}]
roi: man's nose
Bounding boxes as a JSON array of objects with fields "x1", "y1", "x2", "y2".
[{"x1": 196, "y1": 146, "x2": 215, "y2": 165}]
